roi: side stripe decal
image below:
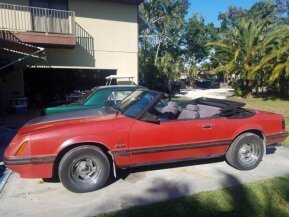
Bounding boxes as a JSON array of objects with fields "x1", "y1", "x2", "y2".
[{"x1": 112, "y1": 140, "x2": 231, "y2": 157}]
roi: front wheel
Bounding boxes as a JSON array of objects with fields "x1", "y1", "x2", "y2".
[
  {"x1": 58, "y1": 146, "x2": 110, "y2": 193},
  {"x1": 226, "y1": 133, "x2": 264, "y2": 170}
]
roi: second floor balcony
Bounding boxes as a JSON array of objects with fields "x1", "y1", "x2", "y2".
[{"x1": 0, "y1": 3, "x2": 77, "y2": 48}]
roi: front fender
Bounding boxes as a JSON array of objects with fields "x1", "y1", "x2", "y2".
[{"x1": 56, "y1": 135, "x2": 110, "y2": 155}]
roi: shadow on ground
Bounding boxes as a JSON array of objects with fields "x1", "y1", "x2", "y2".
[
  {"x1": 94, "y1": 145, "x2": 287, "y2": 217},
  {"x1": 111, "y1": 145, "x2": 277, "y2": 185},
  {"x1": 119, "y1": 157, "x2": 225, "y2": 180},
  {"x1": 98, "y1": 172, "x2": 289, "y2": 217}
]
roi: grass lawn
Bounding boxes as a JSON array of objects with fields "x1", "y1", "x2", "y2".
[
  {"x1": 229, "y1": 96, "x2": 289, "y2": 147},
  {"x1": 97, "y1": 176, "x2": 289, "y2": 217}
]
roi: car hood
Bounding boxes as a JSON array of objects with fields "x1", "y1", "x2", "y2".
[{"x1": 19, "y1": 107, "x2": 118, "y2": 134}]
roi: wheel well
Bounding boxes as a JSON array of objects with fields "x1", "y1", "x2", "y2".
[
  {"x1": 234, "y1": 129, "x2": 265, "y2": 141},
  {"x1": 51, "y1": 142, "x2": 112, "y2": 180}
]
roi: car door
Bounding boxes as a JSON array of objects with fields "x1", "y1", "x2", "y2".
[{"x1": 129, "y1": 117, "x2": 228, "y2": 166}]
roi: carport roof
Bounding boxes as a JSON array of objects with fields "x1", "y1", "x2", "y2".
[{"x1": 0, "y1": 30, "x2": 45, "y2": 71}]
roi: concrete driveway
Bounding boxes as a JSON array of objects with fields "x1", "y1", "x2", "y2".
[
  {"x1": 176, "y1": 87, "x2": 235, "y2": 99},
  {"x1": 0, "y1": 145, "x2": 289, "y2": 217},
  {"x1": 1, "y1": 88, "x2": 289, "y2": 216}
]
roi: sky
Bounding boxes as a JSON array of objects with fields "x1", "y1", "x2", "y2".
[{"x1": 187, "y1": 0, "x2": 261, "y2": 26}]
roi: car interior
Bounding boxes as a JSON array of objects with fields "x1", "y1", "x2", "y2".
[
  {"x1": 143, "y1": 97, "x2": 254, "y2": 122},
  {"x1": 158, "y1": 101, "x2": 221, "y2": 120}
]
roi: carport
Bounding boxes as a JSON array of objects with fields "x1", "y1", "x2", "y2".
[
  {"x1": 23, "y1": 67, "x2": 116, "y2": 106},
  {"x1": 0, "y1": 30, "x2": 46, "y2": 120}
]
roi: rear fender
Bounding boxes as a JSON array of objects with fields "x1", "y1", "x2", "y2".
[{"x1": 232, "y1": 126, "x2": 266, "y2": 158}]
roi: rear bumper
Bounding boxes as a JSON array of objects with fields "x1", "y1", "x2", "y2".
[
  {"x1": 266, "y1": 131, "x2": 289, "y2": 145},
  {"x1": 4, "y1": 156, "x2": 55, "y2": 178}
]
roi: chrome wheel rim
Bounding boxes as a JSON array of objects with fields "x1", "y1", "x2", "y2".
[
  {"x1": 238, "y1": 141, "x2": 261, "y2": 166},
  {"x1": 70, "y1": 157, "x2": 101, "y2": 184}
]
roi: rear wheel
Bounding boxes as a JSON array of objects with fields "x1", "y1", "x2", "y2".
[
  {"x1": 58, "y1": 146, "x2": 110, "y2": 193},
  {"x1": 226, "y1": 133, "x2": 264, "y2": 170}
]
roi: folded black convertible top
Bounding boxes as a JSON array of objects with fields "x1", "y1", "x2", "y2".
[{"x1": 190, "y1": 97, "x2": 246, "y2": 112}]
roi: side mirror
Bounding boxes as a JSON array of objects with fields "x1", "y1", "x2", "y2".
[
  {"x1": 146, "y1": 119, "x2": 160, "y2": 125},
  {"x1": 142, "y1": 113, "x2": 160, "y2": 125}
]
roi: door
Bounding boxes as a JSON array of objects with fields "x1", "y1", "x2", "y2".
[{"x1": 129, "y1": 118, "x2": 228, "y2": 166}]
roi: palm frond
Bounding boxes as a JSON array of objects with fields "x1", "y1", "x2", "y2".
[
  {"x1": 269, "y1": 63, "x2": 286, "y2": 83},
  {"x1": 285, "y1": 56, "x2": 289, "y2": 76}
]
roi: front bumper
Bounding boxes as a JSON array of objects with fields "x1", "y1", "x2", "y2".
[{"x1": 4, "y1": 156, "x2": 55, "y2": 178}]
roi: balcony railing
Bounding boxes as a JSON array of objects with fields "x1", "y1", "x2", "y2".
[{"x1": 0, "y1": 3, "x2": 75, "y2": 35}]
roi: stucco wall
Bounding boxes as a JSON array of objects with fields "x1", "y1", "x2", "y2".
[{"x1": 46, "y1": 0, "x2": 139, "y2": 83}]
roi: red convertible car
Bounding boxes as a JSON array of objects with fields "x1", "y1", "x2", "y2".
[{"x1": 4, "y1": 90, "x2": 289, "y2": 193}]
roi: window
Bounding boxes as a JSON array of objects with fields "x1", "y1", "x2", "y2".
[
  {"x1": 83, "y1": 89, "x2": 108, "y2": 106},
  {"x1": 118, "y1": 91, "x2": 158, "y2": 118},
  {"x1": 105, "y1": 91, "x2": 133, "y2": 107}
]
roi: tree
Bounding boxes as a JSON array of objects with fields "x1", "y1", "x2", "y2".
[
  {"x1": 254, "y1": 25, "x2": 289, "y2": 97},
  {"x1": 218, "y1": 1, "x2": 278, "y2": 29},
  {"x1": 276, "y1": 0, "x2": 289, "y2": 18},
  {"x1": 185, "y1": 14, "x2": 217, "y2": 63},
  {"x1": 207, "y1": 19, "x2": 268, "y2": 97},
  {"x1": 140, "y1": 0, "x2": 189, "y2": 65},
  {"x1": 218, "y1": 6, "x2": 249, "y2": 30}
]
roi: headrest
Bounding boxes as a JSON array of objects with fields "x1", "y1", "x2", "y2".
[
  {"x1": 168, "y1": 101, "x2": 178, "y2": 108},
  {"x1": 186, "y1": 104, "x2": 199, "y2": 111},
  {"x1": 161, "y1": 106, "x2": 179, "y2": 115}
]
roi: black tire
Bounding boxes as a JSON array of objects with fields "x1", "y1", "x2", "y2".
[
  {"x1": 58, "y1": 145, "x2": 110, "y2": 193},
  {"x1": 226, "y1": 133, "x2": 264, "y2": 170}
]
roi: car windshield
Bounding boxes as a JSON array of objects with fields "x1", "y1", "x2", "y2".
[{"x1": 117, "y1": 90, "x2": 158, "y2": 118}]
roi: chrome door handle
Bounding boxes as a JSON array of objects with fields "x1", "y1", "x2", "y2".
[{"x1": 203, "y1": 124, "x2": 213, "y2": 129}]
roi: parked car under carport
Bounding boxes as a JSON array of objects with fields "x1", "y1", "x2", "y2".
[{"x1": 43, "y1": 85, "x2": 144, "y2": 115}]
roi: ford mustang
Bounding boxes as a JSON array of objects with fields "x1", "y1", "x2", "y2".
[{"x1": 4, "y1": 90, "x2": 289, "y2": 193}]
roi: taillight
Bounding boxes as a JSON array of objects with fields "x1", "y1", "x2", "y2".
[{"x1": 282, "y1": 120, "x2": 285, "y2": 130}]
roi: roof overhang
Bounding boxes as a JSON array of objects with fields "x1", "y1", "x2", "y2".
[
  {"x1": 0, "y1": 30, "x2": 45, "y2": 71},
  {"x1": 0, "y1": 38, "x2": 45, "y2": 59},
  {"x1": 108, "y1": 0, "x2": 143, "y2": 5},
  {"x1": 28, "y1": 66, "x2": 102, "y2": 69}
]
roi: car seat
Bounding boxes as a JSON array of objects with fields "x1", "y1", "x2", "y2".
[
  {"x1": 161, "y1": 101, "x2": 179, "y2": 115},
  {"x1": 178, "y1": 104, "x2": 200, "y2": 120}
]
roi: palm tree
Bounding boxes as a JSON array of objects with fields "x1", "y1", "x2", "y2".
[
  {"x1": 255, "y1": 25, "x2": 289, "y2": 97},
  {"x1": 207, "y1": 19, "x2": 268, "y2": 97},
  {"x1": 257, "y1": 25, "x2": 289, "y2": 81}
]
